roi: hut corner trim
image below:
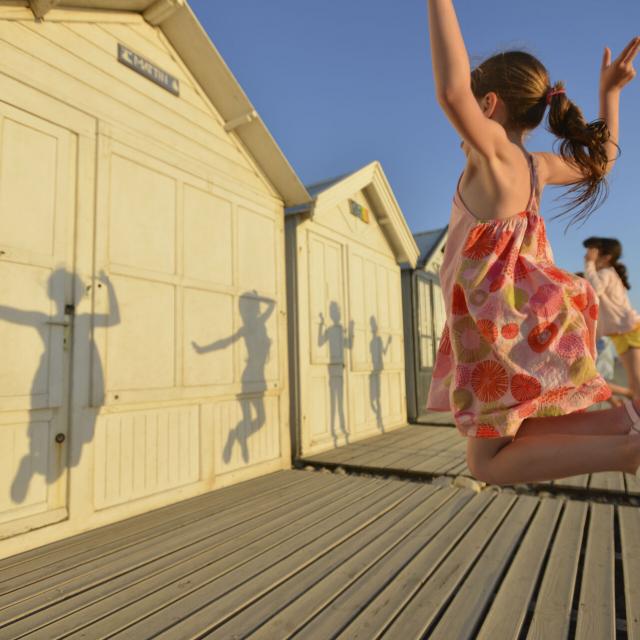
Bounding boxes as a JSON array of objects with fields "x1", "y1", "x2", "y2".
[{"x1": 144, "y1": 0, "x2": 185, "y2": 26}]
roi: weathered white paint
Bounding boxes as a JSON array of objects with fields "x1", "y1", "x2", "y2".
[{"x1": 0, "y1": 2, "x2": 300, "y2": 559}]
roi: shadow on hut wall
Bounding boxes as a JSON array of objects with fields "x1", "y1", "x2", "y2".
[
  {"x1": 318, "y1": 301, "x2": 353, "y2": 447},
  {"x1": 369, "y1": 315, "x2": 391, "y2": 433},
  {"x1": 192, "y1": 291, "x2": 274, "y2": 464},
  {"x1": 4, "y1": 268, "x2": 120, "y2": 503}
]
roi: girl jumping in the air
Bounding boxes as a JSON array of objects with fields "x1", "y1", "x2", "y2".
[
  {"x1": 583, "y1": 236, "x2": 640, "y2": 399},
  {"x1": 426, "y1": 0, "x2": 640, "y2": 484}
]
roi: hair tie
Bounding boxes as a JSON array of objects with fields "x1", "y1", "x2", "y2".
[{"x1": 546, "y1": 88, "x2": 566, "y2": 105}]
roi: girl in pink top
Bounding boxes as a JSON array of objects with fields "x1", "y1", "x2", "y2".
[
  {"x1": 583, "y1": 236, "x2": 640, "y2": 398},
  {"x1": 426, "y1": 0, "x2": 640, "y2": 484}
]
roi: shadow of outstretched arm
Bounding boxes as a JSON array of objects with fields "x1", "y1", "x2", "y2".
[
  {"x1": 0, "y1": 306, "x2": 44, "y2": 327},
  {"x1": 192, "y1": 330, "x2": 242, "y2": 354}
]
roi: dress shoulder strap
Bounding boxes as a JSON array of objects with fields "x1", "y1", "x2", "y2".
[{"x1": 525, "y1": 153, "x2": 540, "y2": 212}]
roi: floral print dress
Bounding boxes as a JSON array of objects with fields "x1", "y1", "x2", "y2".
[{"x1": 427, "y1": 154, "x2": 610, "y2": 438}]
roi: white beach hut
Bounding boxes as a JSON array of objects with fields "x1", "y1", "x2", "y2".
[
  {"x1": 0, "y1": 0, "x2": 309, "y2": 557},
  {"x1": 401, "y1": 227, "x2": 450, "y2": 423},
  {"x1": 285, "y1": 162, "x2": 419, "y2": 457}
]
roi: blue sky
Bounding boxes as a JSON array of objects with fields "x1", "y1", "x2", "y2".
[{"x1": 190, "y1": 1, "x2": 640, "y2": 306}]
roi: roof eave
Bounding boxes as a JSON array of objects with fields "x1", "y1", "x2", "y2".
[
  {"x1": 26, "y1": 0, "x2": 310, "y2": 207},
  {"x1": 158, "y1": 4, "x2": 310, "y2": 207}
]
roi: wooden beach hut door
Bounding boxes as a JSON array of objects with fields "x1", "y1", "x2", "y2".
[
  {"x1": 306, "y1": 232, "x2": 349, "y2": 448},
  {"x1": 0, "y1": 97, "x2": 78, "y2": 537},
  {"x1": 414, "y1": 272, "x2": 446, "y2": 421}
]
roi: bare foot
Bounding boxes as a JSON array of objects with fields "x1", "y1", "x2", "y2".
[{"x1": 624, "y1": 398, "x2": 640, "y2": 435}]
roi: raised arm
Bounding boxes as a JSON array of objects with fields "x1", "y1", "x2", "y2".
[
  {"x1": 192, "y1": 330, "x2": 242, "y2": 354},
  {"x1": 427, "y1": 0, "x2": 507, "y2": 157},
  {"x1": 93, "y1": 270, "x2": 120, "y2": 328},
  {"x1": 0, "y1": 306, "x2": 43, "y2": 327},
  {"x1": 259, "y1": 298, "x2": 276, "y2": 322},
  {"x1": 598, "y1": 38, "x2": 639, "y2": 171},
  {"x1": 317, "y1": 313, "x2": 328, "y2": 347},
  {"x1": 583, "y1": 260, "x2": 613, "y2": 297},
  {"x1": 536, "y1": 37, "x2": 640, "y2": 186}
]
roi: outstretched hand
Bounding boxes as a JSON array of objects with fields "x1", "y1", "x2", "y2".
[
  {"x1": 600, "y1": 37, "x2": 640, "y2": 94},
  {"x1": 191, "y1": 340, "x2": 204, "y2": 354}
]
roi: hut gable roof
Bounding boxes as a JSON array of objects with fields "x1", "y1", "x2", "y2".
[
  {"x1": 414, "y1": 226, "x2": 448, "y2": 270},
  {"x1": 288, "y1": 161, "x2": 419, "y2": 268},
  {"x1": 19, "y1": 0, "x2": 310, "y2": 207}
]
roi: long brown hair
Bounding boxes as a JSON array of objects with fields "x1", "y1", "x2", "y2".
[
  {"x1": 583, "y1": 236, "x2": 630, "y2": 289},
  {"x1": 471, "y1": 51, "x2": 612, "y2": 225}
]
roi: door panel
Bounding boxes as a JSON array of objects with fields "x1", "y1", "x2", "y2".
[{"x1": 0, "y1": 100, "x2": 77, "y2": 535}]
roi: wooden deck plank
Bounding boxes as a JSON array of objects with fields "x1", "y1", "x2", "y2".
[
  {"x1": 303, "y1": 426, "x2": 456, "y2": 471},
  {"x1": 207, "y1": 486, "x2": 460, "y2": 639},
  {"x1": 619, "y1": 505, "x2": 640, "y2": 639},
  {"x1": 66, "y1": 481, "x2": 416, "y2": 639},
  {"x1": 588, "y1": 472, "x2": 626, "y2": 493},
  {"x1": 0, "y1": 465, "x2": 638, "y2": 639},
  {"x1": 476, "y1": 498, "x2": 563, "y2": 640},
  {"x1": 429, "y1": 495, "x2": 539, "y2": 640},
  {"x1": 575, "y1": 503, "x2": 615, "y2": 640},
  {"x1": 377, "y1": 493, "x2": 517, "y2": 640},
  {"x1": 552, "y1": 474, "x2": 590, "y2": 489},
  {"x1": 0, "y1": 470, "x2": 308, "y2": 575},
  {"x1": 414, "y1": 440, "x2": 467, "y2": 475},
  {"x1": 335, "y1": 431, "x2": 446, "y2": 467},
  {"x1": 624, "y1": 472, "x2": 640, "y2": 496},
  {"x1": 380, "y1": 453, "x2": 439, "y2": 474},
  {"x1": 526, "y1": 501, "x2": 588, "y2": 640},
  {"x1": 0, "y1": 472, "x2": 347, "y2": 607},
  {"x1": 0, "y1": 475, "x2": 379, "y2": 638},
  {"x1": 303, "y1": 444, "x2": 372, "y2": 464},
  {"x1": 293, "y1": 490, "x2": 494, "y2": 640},
  {"x1": 351, "y1": 430, "x2": 460, "y2": 469},
  {"x1": 405, "y1": 432, "x2": 462, "y2": 474}
]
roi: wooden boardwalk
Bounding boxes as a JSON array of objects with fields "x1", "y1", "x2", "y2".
[
  {"x1": 302, "y1": 424, "x2": 640, "y2": 498},
  {"x1": 1, "y1": 469, "x2": 639, "y2": 639}
]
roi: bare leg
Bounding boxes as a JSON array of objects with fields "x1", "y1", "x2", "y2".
[
  {"x1": 467, "y1": 403, "x2": 640, "y2": 485},
  {"x1": 620, "y1": 347, "x2": 640, "y2": 400},
  {"x1": 467, "y1": 433, "x2": 640, "y2": 485},
  {"x1": 515, "y1": 402, "x2": 637, "y2": 438},
  {"x1": 608, "y1": 381, "x2": 633, "y2": 398}
]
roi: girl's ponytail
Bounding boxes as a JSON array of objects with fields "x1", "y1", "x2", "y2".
[
  {"x1": 546, "y1": 82, "x2": 611, "y2": 225},
  {"x1": 613, "y1": 262, "x2": 631, "y2": 290}
]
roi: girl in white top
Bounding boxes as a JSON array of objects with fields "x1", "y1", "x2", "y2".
[{"x1": 583, "y1": 236, "x2": 640, "y2": 398}]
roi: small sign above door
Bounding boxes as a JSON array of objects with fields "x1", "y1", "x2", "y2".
[
  {"x1": 349, "y1": 199, "x2": 370, "y2": 223},
  {"x1": 117, "y1": 44, "x2": 180, "y2": 96}
]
